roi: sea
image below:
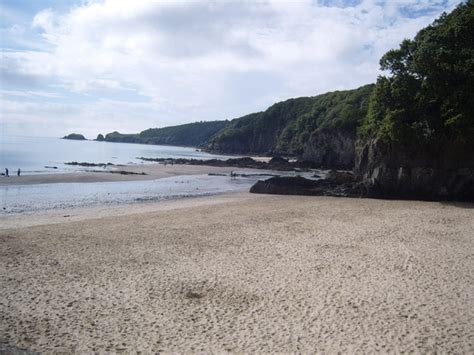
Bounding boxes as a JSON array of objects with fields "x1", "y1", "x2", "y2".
[
  {"x1": 0, "y1": 135, "x2": 234, "y2": 174},
  {"x1": 0, "y1": 135, "x2": 316, "y2": 214}
]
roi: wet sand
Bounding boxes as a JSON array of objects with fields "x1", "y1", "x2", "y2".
[
  {"x1": 0, "y1": 193, "x2": 473, "y2": 352},
  {"x1": 0, "y1": 164, "x2": 235, "y2": 186}
]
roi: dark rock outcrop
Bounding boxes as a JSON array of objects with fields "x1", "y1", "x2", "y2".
[
  {"x1": 298, "y1": 129, "x2": 355, "y2": 169},
  {"x1": 138, "y1": 156, "x2": 318, "y2": 171},
  {"x1": 250, "y1": 172, "x2": 364, "y2": 198},
  {"x1": 65, "y1": 162, "x2": 114, "y2": 167},
  {"x1": 267, "y1": 156, "x2": 292, "y2": 170},
  {"x1": 355, "y1": 139, "x2": 474, "y2": 201},
  {"x1": 139, "y1": 156, "x2": 267, "y2": 169},
  {"x1": 249, "y1": 142, "x2": 474, "y2": 202},
  {"x1": 96, "y1": 134, "x2": 105, "y2": 141}
]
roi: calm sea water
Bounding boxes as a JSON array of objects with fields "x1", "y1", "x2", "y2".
[
  {"x1": 0, "y1": 174, "x2": 263, "y2": 214},
  {"x1": 0, "y1": 170, "x2": 314, "y2": 214},
  {"x1": 0, "y1": 135, "x2": 322, "y2": 215},
  {"x1": 0, "y1": 135, "x2": 235, "y2": 174}
]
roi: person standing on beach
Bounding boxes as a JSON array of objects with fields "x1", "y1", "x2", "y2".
[
  {"x1": 4, "y1": 168, "x2": 9, "y2": 177},
  {"x1": 17, "y1": 168, "x2": 21, "y2": 177}
]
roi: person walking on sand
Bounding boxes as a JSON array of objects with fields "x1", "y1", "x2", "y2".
[
  {"x1": 4, "y1": 168, "x2": 9, "y2": 177},
  {"x1": 17, "y1": 168, "x2": 21, "y2": 177}
]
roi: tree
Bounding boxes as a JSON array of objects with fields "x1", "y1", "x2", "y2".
[{"x1": 360, "y1": 0, "x2": 474, "y2": 147}]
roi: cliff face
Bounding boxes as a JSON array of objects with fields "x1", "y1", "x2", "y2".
[
  {"x1": 355, "y1": 139, "x2": 474, "y2": 201},
  {"x1": 293, "y1": 129, "x2": 355, "y2": 169},
  {"x1": 210, "y1": 128, "x2": 357, "y2": 169},
  {"x1": 352, "y1": 1, "x2": 474, "y2": 201}
]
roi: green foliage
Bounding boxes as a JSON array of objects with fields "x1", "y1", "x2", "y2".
[
  {"x1": 360, "y1": 0, "x2": 474, "y2": 147},
  {"x1": 209, "y1": 97, "x2": 318, "y2": 153},
  {"x1": 104, "y1": 121, "x2": 230, "y2": 147},
  {"x1": 137, "y1": 121, "x2": 229, "y2": 146},
  {"x1": 278, "y1": 85, "x2": 373, "y2": 153},
  {"x1": 104, "y1": 131, "x2": 139, "y2": 143},
  {"x1": 209, "y1": 84, "x2": 374, "y2": 154}
]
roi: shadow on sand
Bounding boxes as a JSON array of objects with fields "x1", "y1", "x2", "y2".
[{"x1": 440, "y1": 201, "x2": 474, "y2": 209}]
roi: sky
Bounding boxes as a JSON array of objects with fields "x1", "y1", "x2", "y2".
[{"x1": 0, "y1": 0, "x2": 463, "y2": 138}]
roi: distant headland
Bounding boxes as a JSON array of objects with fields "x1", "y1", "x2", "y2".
[{"x1": 63, "y1": 133, "x2": 86, "y2": 140}]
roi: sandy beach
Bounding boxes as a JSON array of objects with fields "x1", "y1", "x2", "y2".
[
  {"x1": 1, "y1": 193, "x2": 473, "y2": 353},
  {"x1": 0, "y1": 164, "x2": 236, "y2": 186}
]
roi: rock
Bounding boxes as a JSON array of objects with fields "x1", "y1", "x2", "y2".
[
  {"x1": 224, "y1": 157, "x2": 265, "y2": 169},
  {"x1": 326, "y1": 170, "x2": 356, "y2": 184},
  {"x1": 109, "y1": 170, "x2": 146, "y2": 175},
  {"x1": 96, "y1": 134, "x2": 105, "y2": 141},
  {"x1": 267, "y1": 156, "x2": 292, "y2": 169},
  {"x1": 250, "y1": 176, "x2": 364, "y2": 198},
  {"x1": 355, "y1": 138, "x2": 474, "y2": 201},
  {"x1": 250, "y1": 176, "x2": 320, "y2": 195},
  {"x1": 64, "y1": 162, "x2": 115, "y2": 167},
  {"x1": 138, "y1": 156, "x2": 306, "y2": 171},
  {"x1": 299, "y1": 129, "x2": 356, "y2": 170}
]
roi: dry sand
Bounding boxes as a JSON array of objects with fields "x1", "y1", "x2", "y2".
[
  {"x1": 0, "y1": 164, "x2": 235, "y2": 186},
  {"x1": 0, "y1": 193, "x2": 473, "y2": 352}
]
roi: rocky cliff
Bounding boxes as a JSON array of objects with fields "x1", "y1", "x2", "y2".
[
  {"x1": 353, "y1": 1, "x2": 474, "y2": 202},
  {"x1": 355, "y1": 139, "x2": 474, "y2": 201},
  {"x1": 286, "y1": 128, "x2": 356, "y2": 169}
]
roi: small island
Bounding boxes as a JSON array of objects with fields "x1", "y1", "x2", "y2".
[{"x1": 63, "y1": 133, "x2": 86, "y2": 140}]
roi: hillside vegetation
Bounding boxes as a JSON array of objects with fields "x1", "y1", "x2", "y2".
[
  {"x1": 104, "y1": 121, "x2": 229, "y2": 147},
  {"x1": 207, "y1": 84, "x2": 374, "y2": 157},
  {"x1": 101, "y1": 85, "x2": 374, "y2": 168}
]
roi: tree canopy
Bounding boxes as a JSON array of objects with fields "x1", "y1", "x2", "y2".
[
  {"x1": 104, "y1": 121, "x2": 229, "y2": 147},
  {"x1": 208, "y1": 84, "x2": 374, "y2": 154},
  {"x1": 359, "y1": 0, "x2": 474, "y2": 148}
]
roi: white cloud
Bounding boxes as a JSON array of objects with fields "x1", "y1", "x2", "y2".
[
  {"x1": 0, "y1": 89, "x2": 65, "y2": 99},
  {"x1": 0, "y1": 0, "x2": 462, "y2": 137},
  {"x1": 32, "y1": 9, "x2": 56, "y2": 33}
]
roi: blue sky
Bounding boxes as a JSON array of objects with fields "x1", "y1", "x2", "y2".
[{"x1": 0, "y1": 0, "x2": 462, "y2": 138}]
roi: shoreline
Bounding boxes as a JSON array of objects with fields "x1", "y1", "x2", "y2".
[
  {"x1": 0, "y1": 163, "x2": 237, "y2": 186},
  {"x1": 0, "y1": 163, "x2": 314, "y2": 217},
  {"x1": 0, "y1": 192, "x2": 259, "y2": 229}
]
